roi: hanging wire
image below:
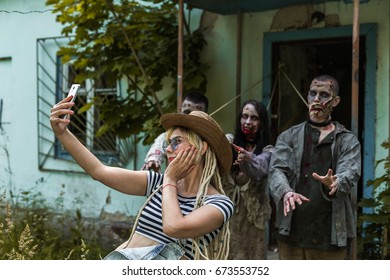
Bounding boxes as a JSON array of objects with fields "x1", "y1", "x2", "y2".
[
  {"x1": 267, "y1": 69, "x2": 280, "y2": 111},
  {"x1": 281, "y1": 71, "x2": 309, "y2": 108},
  {"x1": 210, "y1": 75, "x2": 268, "y2": 117},
  {"x1": 210, "y1": 65, "x2": 308, "y2": 117}
]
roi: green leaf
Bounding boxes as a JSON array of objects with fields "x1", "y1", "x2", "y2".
[{"x1": 78, "y1": 103, "x2": 93, "y2": 113}]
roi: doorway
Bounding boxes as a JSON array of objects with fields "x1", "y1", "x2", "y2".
[{"x1": 269, "y1": 37, "x2": 366, "y2": 144}]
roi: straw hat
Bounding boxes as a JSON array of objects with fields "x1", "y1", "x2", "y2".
[{"x1": 160, "y1": 111, "x2": 232, "y2": 175}]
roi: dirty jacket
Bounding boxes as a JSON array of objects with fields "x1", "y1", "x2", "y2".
[
  {"x1": 144, "y1": 132, "x2": 167, "y2": 167},
  {"x1": 267, "y1": 121, "x2": 361, "y2": 247},
  {"x1": 225, "y1": 134, "x2": 273, "y2": 230}
]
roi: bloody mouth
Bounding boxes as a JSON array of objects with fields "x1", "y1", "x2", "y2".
[
  {"x1": 242, "y1": 128, "x2": 252, "y2": 134},
  {"x1": 310, "y1": 104, "x2": 324, "y2": 112}
]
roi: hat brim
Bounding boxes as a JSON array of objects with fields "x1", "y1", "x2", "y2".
[{"x1": 160, "y1": 112, "x2": 232, "y2": 175}]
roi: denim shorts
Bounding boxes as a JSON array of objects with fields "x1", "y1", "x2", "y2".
[{"x1": 103, "y1": 243, "x2": 185, "y2": 260}]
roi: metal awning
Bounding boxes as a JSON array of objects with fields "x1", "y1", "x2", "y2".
[{"x1": 183, "y1": 0, "x2": 342, "y2": 15}]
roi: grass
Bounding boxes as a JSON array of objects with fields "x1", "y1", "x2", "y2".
[{"x1": 0, "y1": 190, "x2": 120, "y2": 260}]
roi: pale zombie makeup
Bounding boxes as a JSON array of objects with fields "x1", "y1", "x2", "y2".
[
  {"x1": 308, "y1": 79, "x2": 336, "y2": 121},
  {"x1": 181, "y1": 100, "x2": 206, "y2": 114},
  {"x1": 240, "y1": 104, "x2": 260, "y2": 139}
]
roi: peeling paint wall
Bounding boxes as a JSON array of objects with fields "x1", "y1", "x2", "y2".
[{"x1": 0, "y1": 0, "x2": 146, "y2": 223}]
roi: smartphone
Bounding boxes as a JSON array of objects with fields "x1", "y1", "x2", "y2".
[
  {"x1": 61, "y1": 84, "x2": 81, "y2": 118},
  {"x1": 66, "y1": 83, "x2": 81, "y2": 102}
]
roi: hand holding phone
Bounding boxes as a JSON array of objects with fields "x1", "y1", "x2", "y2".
[{"x1": 61, "y1": 84, "x2": 81, "y2": 118}]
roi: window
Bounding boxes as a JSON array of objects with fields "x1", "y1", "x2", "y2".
[
  {"x1": 37, "y1": 36, "x2": 135, "y2": 171},
  {"x1": 56, "y1": 62, "x2": 119, "y2": 164}
]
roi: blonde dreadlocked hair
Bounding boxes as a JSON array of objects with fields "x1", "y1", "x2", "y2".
[{"x1": 166, "y1": 127, "x2": 231, "y2": 260}]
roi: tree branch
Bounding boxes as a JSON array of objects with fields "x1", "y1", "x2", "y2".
[{"x1": 105, "y1": 0, "x2": 164, "y2": 116}]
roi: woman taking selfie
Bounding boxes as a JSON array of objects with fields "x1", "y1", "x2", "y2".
[{"x1": 50, "y1": 95, "x2": 234, "y2": 260}]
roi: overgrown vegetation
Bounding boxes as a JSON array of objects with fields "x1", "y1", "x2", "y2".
[
  {"x1": 357, "y1": 138, "x2": 390, "y2": 259},
  {"x1": 46, "y1": 0, "x2": 209, "y2": 145},
  {"x1": 0, "y1": 191, "x2": 114, "y2": 260}
]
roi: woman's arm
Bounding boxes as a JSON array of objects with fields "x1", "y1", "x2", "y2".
[
  {"x1": 162, "y1": 188, "x2": 225, "y2": 239},
  {"x1": 50, "y1": 96, "x2": 147, "y2": 195},
  {"x1": 160, "y1": 146, "x2": 227, "y2": 238}
]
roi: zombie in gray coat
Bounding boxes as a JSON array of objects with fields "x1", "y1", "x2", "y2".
[{"x1": 268, "y1": 74, "x2": 361, "y2": 260}]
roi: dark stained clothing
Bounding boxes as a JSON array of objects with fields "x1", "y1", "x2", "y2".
[
  {"x1": 268, "y1": 121, "x2": 361, "y2": 248},
  {"x1": 282, "y1": 125, "x2": 334, "y2": 249}
]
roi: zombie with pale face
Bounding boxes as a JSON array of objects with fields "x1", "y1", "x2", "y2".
[
  {"x1": 224, "y1": 99, "x2": 273, "y2": 260},
  {"x1": 307, "y1": 75, "x2": 340, "y2": 125},
  {"x1": 267, "y1": 75, "x2": 361, "y2": 260}
]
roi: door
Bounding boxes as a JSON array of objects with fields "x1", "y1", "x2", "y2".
[{"x1": 269, "y1": 37, "x2": 365, "y2": 143}]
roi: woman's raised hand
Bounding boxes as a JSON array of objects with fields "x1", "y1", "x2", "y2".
[{"x1": 49, "y1": 95, "x2": 74, "y2": 136}]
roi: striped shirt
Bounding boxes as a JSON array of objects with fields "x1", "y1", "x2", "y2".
[{"x1": 135, "y1": 171, "x2": 234, "y2": 259}]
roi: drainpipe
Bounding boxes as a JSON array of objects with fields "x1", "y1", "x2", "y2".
[
  {"x1": 235, "y1": 9, "x2": 242, "y2": 115},
  {"x1": 177, "y1": 0, "x2": 184, "y2": 112},
  {"x1": 350, "y1": 0, "x2": 360, "y2": 260}
]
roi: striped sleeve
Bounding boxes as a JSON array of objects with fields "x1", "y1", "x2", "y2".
[
  {"x1": 204, "y1": 195, "x2": 234, "y2": 223},
  {"x1": 146, "y1": 171, "x2": 164, "y2": 196}
]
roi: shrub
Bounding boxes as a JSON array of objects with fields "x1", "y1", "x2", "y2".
[
  {"x1": 0, "y1": 191, "x2": 111, "y2": 260},
  {"x1": 357, "y1": 138, "x2": 390, "y2": 259}
]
